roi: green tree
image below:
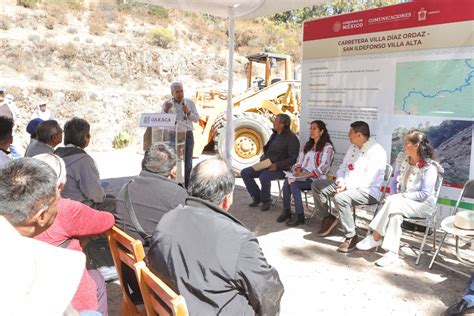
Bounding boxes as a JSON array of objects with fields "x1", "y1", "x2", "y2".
[{"x1": 271, "y1": 0, "x2": 402, "y2": 26}]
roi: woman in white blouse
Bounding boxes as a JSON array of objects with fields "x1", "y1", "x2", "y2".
[
  {"x1": 356, "y1": 130, "x2": 443, "y2": 266},
  {"x1": 278, "y1": 120, "x2": 335, "y2": 227}
]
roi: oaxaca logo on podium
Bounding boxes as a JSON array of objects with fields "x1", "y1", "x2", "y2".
[{"x1": 140, "y1": 113, "x2": 177, "y2": 127}]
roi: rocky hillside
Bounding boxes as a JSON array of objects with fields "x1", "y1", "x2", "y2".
[{"x1": 1, "y1": 0, "x2": 299, "y2": 152}]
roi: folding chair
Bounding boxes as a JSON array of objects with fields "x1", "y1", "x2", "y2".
[
  {"x1": 352, "y1": 164, "x2": 393, "y2": 225},
  {"x1": 134, "y1": 261, "x2": 189, "y2": 316},
  {"x1": 402, "y1": 171, "x2": 444, "y2": 265},
  {"x1": 306, "y1": 164, "x2": 393, "y2": 225},
  {"x1": 271, "y1": 178, "x2": 286, "y2": 211},
  {"x1": 429, "y1": 179, "x2": 474, "y2": 276},
  {"x1": 304, "y1": 157, "x2": 336, "y2": 224},
  {"x1": 107, "y1": 226, "x2": 146, "y2": 316}
]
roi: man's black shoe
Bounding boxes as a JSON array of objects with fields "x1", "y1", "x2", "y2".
[
  {"x1": 286, "y1": 214, "x2": 305, "y2": 227},
  {"x1": 261, "y1": 200, "x2": 272, "y2": 211},
  {"x1": 277, "y1": 209, "x2": 291, "y2": 223},
  {"x1": 248, "y1": 198, "x2": 261, "y2": 207},
  {"x1": 446, "y1": 299, "x2": 473, "y2": 316}
]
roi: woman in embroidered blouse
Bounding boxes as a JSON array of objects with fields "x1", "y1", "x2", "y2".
[
  {"x1": 356, "y1": 130, "x2": 443, "y2": 267},
  {"x1": 278, "y1": 120, "x2": 335, "y2": 227}
]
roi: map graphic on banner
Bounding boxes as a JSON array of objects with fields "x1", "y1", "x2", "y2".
[
  {"x1": 394, "y1": 58, "x2": 474, "y2": 117},
  {"x1": 301, "y1": 0, "x2": 474, "y2": 218}
]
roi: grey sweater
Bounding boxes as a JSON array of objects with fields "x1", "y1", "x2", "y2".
[
  {"x1": 24, "y1": 140, "x2": 54, "y2": 157},
  {"x1": 54, "y1": 146, "x2": 105, "y2": 204}
]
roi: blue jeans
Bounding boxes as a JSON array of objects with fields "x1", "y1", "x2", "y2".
[
  {"x1": 282, "y1": 178, "x2": 313, "y2": 215},
  {"x1": 9, "y1": 143, "x2": 22, "y2": 159},
  {"x1": 464, "y1": 273, "x2": 474, "y2": 307},
  {"x1": 241, "y1": 167, "x2": 285, "y2": 203}
]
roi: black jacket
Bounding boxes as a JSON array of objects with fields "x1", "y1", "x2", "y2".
[
  {"x1": 147, "y1": 197, "x2": 284, "y2": 316},
  {"x1": 262, "y1": 128, "x2": 300, "y2": 171}
]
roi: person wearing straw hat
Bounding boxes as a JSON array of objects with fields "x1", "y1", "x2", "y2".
[
  {"x1": 356, "y1": 130, "x2": 444, "y2": 267},
  {"x1": 443, "y1": 211, "x2": 474, "y2": 315}
]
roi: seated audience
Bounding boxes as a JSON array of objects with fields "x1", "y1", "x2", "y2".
[
  {"x1": 0, "y1": 86, "x2": 22, "y2": 158},
  {"x1": 0, "y1": 116, "x2": 13, "y2": 167},
  {"x1": 148, "y1": 158, "x2": 284, "y2": 315},
  {"x1": 114, "y1": 142, "x2": 187, "y2": 245},
  {"x1": 34, "y1": 153, "x2": 114, "y2": 315},
  {"x1": 24, "y1": 118, "x2": 44, "y2": 156},
  {"x1": 279, "y1": 120, "x2": 334, "y2": 226},
  {"x1": 25, "y1": 120, "x2": 63, "y2": 157},
  {"x1": 241, "y1": 113, "x2": 300, "y2": 211},
  {"x1": 55, "y1": 117, "x2": 116, "y2": 212},
  {"x1": 0, "y1": 158, "x2": 85, "y2": 315},
  {"x1": 446, "y1": 273, "x2": 474, "y2": 315},
  {"x1": 356, "y1": 130, "x2": 443, "y2": 266},
  {"x1": 312, "y1": 121, "x2": 387, "y2": 253}
]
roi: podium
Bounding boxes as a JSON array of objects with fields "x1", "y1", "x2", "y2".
[{"x1": 141, "y1": 113, "x2": 186, "y2": 185}]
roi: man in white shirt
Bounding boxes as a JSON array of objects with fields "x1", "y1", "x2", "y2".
[
  {"x1": 0, "y1": 158, "x2": 85, "y2": 315},
  {"x1": 162, "y1": 81, "x2": 199, "y2": 188},
  {"x1": 31, "y1": 100, "x2": 54, "y2": 121},
  {"x1": 312, "y1": 121, "x2": 387, "y2": 253},
  {"x1": 0, "y1": 116, "x2": 13, "y2": 168}
]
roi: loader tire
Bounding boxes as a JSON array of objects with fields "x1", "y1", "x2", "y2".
[{"x1": 215, "y1": 112, "x2": 273, "y2": 174}]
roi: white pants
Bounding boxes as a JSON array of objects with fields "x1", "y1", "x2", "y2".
[{"x1": 369, "y1": 194, "x2": 433, "y2": 253}]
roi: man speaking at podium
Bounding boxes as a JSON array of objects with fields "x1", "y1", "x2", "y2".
[{"x1": 162, "y1": 81, "x2": 200, "y2": 188}]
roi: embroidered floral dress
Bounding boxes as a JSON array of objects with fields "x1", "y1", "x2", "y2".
[
  {"x1": 390, "y1": 152, "x2": 444, "y2": 207},
  {"x1": 294, "y1": 143, "x2": 335, "y2": 179}
]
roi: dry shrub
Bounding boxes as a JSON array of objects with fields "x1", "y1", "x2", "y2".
[
  {"x1": 147, "y1": 5, "x2": 169, "y2": 18},
  {"x1": 44, "y1": 17, "x2": 55, "y2": 29},
  {"x1": 0, "y1": 16, "x2": 11, "y2": 30},
  {"x1": 43, "y1": 0, "x2": 83, "y2": 11},
  {"x1": 89, "y1": 12, "x2": 106, "y2": 35},
  {"x1": 194, "y1": 63, "x2": 208, "y2": 81},
  {"x1": 67, "y1": 91, "x2": 83, "y2": 102},
  {"x1": 16, "y1": 0, "x2": 40, "y2": 9},
  {"x1": 93, "y1": 0, "x2": 117, "y2": 11},
  {"x1": 35, "y1": 87, "x2": 53, "y2": 97},
  {"x1": 149, "y1": 27, "x2": 175, "y2": 48},
  {"x1": 211, "y1": 72, "x2": 226, "y2": 83},
  {"x1": 8, "y1": 46, "x2": 28, "y2": 72},
  {"x1": 58, "y1": 43, "x2": 77, "y2": 60}
]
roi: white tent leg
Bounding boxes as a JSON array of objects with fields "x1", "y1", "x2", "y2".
[{"x1": 225, "y1": 7, "x2": 235, "y2": 162}]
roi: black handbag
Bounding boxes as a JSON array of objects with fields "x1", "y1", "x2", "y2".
[
  {"x1": 83, "y1": 237, "x2": 118, "y2": 282},
  {"x1": 58, "y1": 235, "x2": 118, "y2": 282}
]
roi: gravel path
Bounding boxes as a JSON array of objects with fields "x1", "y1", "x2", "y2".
[{"x1": 91, "y1": 151, "x2": 472, "y2": 316}]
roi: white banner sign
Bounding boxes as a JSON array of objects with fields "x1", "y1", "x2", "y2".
[{"x1": 139, "y1": 113, "x2": 176, "y2": 127}]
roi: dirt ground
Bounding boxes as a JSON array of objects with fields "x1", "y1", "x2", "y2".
[{"x1": 92, "y1": 150, "x2": 472, "y2": 316}]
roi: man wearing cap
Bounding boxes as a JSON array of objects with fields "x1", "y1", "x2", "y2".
[
  {"x1": 24, "y1": 118, "x2": 44, "y2": 157},
  {"x1": 0, "y1": 116, "x2": 14, "y2": 168},
  {"x1": 0, "y1": 158, "x2": 85, "y2": 315},
  {"x1": 25, "y1": 120, "x2": 63, "y2": 157},
  {"x1": 162, "y1": 81, "x2": 199, "y2": 188},
  {"x1": 32, "y1": 100, "x2": 54, "y2": 121}
]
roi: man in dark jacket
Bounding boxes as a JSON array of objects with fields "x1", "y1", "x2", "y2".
[
  {"x1": 241, "y1": 113, "x2": 300, "y2": 211},
  {"x1": 114, "y1": 142, "x2": 187, "y2": 246},
  {"x1": 148, "y1": 158, "x2": 284, "y2": 315}
]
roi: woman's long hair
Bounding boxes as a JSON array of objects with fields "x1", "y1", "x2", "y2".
[
  {"x1": 406, "y1": 129, "x2": 435, "y2": 161},
  {"x1": 303, "y1": 120, "x2": 333, "y2": 153}
]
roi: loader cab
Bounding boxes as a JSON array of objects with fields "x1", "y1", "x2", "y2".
[{"x1": 246, "y1": 52, "x2": 293, "y2": 90}]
